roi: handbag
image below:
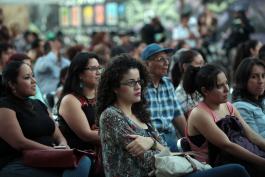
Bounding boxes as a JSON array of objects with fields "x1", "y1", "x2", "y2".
[
  {"x1": 209, "y1": 116, "x2": 265, "y2": 166},
  {"x1": 23, "y1": 148, "x2": 94, "y2": 168},
  {"x1": 154, "y1": 148, "x2": 212, "y2": 177}
]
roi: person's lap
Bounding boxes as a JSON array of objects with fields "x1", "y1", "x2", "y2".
[
  {"x1": 0, "y1": 159, "x2": 62, "y2": 177},
  {"x1": 184, "y1": 164, "x2": 250, "y2": 177},
  {"x1": 0, "y1": 156, "x2": 92, "y2": 177}
]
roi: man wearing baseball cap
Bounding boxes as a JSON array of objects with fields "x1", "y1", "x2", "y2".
[{"x1": 142, "y1": 43, "x2": 186, "y2": 152}]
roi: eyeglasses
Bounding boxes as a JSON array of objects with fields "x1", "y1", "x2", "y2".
[
  {"x1": 152, "y1": 56, "x2": 169, "y2": 63},
  {"x1": 120, "y1": 79, "x2": 144, "y2": 87},
  {"x1": 84, "y1": 66, "x2": 104, "y2": 73}
]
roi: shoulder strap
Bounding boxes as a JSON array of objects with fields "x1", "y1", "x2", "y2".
[{"x1": 226, "y1": 102, "x2": 235, "y2": 116}]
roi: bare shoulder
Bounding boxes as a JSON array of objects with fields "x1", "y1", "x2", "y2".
[
  {"x1": 0, "y1": 108, "x2": 16, "y2": 118},
  {"x1": 61, "y1": 94, "x2": 81, "y2": 105},
  {"x1": 0, "y1": 108, "x2": 17, "y2": 131},
  {"x1": 189, "y1": 107, "x2": 211, "y2": 121}
]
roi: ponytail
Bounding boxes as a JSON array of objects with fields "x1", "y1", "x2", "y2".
[
  {"x1": 183, "y1": 65, "x2": 200, "y2": 95},
  {"x1": 183, "y1": 64, "x2": 225, "y2": 97},
  {"x1": 171, "y1": 60, "x2": 183, "y2": 88}
]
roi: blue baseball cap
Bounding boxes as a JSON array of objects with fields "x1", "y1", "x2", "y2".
[{"x1": 141, "y1": 43, "x2": 173, "y2": 61}]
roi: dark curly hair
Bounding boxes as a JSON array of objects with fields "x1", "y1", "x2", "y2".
[{"x1": 96, "y1": 54, "x2": 151, "y2": 125}]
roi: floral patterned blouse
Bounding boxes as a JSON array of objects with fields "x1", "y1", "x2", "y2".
[{"x1": 99, "y1": 106, "x2": 166, "y2": 177}]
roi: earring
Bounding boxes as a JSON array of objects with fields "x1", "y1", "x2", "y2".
[{"x1": 80, "y1": 82, "x2": 84, "y2": 88}]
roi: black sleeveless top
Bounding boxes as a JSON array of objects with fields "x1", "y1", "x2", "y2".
[
  {"x1": 58, "y1": 94, "x2": 96, "y2": 150},
  {"x1": 0, "y1": 96, "x2": 56, "y2": 167}
]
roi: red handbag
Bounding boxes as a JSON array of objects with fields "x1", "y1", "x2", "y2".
[{"x1": 23, "y1": 148, "x2": 95, "y2": 168}]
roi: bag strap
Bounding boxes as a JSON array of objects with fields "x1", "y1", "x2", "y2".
[{"x1": 184, "y1": 154, "x2": 198, "y2": 172}]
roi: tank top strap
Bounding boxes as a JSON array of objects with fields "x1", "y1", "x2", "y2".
[
  {"x1": 197, "y1": 102, "x2": 218, "y2": 122},
  {"x1": 226, "y1": 102, "x2": 235, "y2": 116}
]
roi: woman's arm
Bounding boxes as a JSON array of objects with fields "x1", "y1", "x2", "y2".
[
  {"x1": 234, "y1": 107, "x2": 265, "y2": 150},
  {"x1": 0, "y1": 108, "x2": 53, "y2": 150},
  {"x1": 59, "y1": 94, "x2": 99, "y2": 143},
  {"x1": 52, "y1": 125, "x2": 68, "y2": 148},
  {"x1": 100, "y1": 109, "x2": 160, "y2": 170},
  {"x1": 126, "y1": 135, "x2": 166, "y2": 156},
  {"x1": 190, "y1": 107, "x2": 265, "y2": 166}
]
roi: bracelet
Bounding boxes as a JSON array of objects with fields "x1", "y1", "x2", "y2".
[{"x1": 151, "y1": 138, "x2": 157, "y2": 150}]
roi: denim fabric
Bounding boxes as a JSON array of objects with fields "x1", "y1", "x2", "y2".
[
  {"x1": 0, "y1": 159, "x2": 62, "y2": 177},
  {"x1": 160, "y1": 130, "x2": 178, "y2": 152},
  {"x1": 233, "y1": 100, "x2": 265, "y2": 138},
  {"x1": 184, "y1": 164, "x2": 250, "y2": 177},
  {"x1": 0, "y1": 156, "x2": 92, "y2": 177},
  {"x1": 63, "y1": 156, "x2": 91, "y2": 177}
]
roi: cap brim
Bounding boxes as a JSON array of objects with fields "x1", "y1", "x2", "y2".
[{"x1": 148, "y1": 48, "x2": 174, "y2": 59}]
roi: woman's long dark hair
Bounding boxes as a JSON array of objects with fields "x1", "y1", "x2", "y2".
[
  {"x1": 171, "y1": 49, "x2": 200, "y2": 88},
  {"x1": 96, "y1": 54, "x2": 150, "y2": 125},
  {"x1": 2, "y1": 60, "x2": 25, "y2": 96},
  {"x1": 57, "y1": 52, "x2": 100, "y2": 107},
  {"x1": 183, "y1": 64, "x2": 225, "y2": 97},
  {"x1": 2, "y1": 60, "x2": 36, "y2": 113},
  {"x1": 232, "y1": 58, "x2": 265, "y2": 103},
  {"x1": 233, "y1": 40, "x2": 260, "y2": 72}
]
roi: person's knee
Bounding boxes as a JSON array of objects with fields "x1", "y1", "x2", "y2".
[
  {"x1": 226, "y1": 164, "x2": 249, "y2": 176},
  {"x1": 79, "y1": 156, "x2": 92, "y2": 170}
]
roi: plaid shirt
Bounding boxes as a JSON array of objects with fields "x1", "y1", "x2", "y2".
[
  {"x1": 175, "y1": 82, "x2": 202, "y2": 115},
  {"x1": 144, "y1": 77, "x2": 184, "y2": 132}
]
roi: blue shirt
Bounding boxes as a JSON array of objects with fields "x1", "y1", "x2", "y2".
[
  {"x1": 233, "y1": 100, "x2": 265, "y2": 138},
  {"x1": 144, "y1": 77, "x2": 184, "y2": 132},
  {"x1": 34, "y1": 52, "x2": 70, "y2": 94}
]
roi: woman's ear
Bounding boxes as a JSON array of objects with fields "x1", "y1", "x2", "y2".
[
  {"x1": 8, "y1": 81, "x2": 16, "y2": 92},
  {"x1": 250, "y1": 48, "x2": 255, "y2": 56},
  {"x1": 182, "y1": 63, "x2": 189, "y2": 72},
  {"x1": 201, "y1": 86, "x2": 208, "y2": 96}
]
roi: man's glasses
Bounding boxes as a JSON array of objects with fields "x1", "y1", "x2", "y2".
[
  {"x1": 84, "y1": 66, "x2": 104, "y2": 73},
  {"x1": 120, "y1": 79, "x2": 144, "y2": 87},
  {"x1": 152, "y1": 56, "x2": 169, "y2": 63}
]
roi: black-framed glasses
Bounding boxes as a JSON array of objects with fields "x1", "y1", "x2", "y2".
[
  {"x1": 152, "y1": 56, "x2": 169, "y2": 63},
  {"x1": 84, "y1": 66, "x2": 104, "y2": 73},
  {"x1": 120, "y1": 79, "x2": 144, "y2": 87}
]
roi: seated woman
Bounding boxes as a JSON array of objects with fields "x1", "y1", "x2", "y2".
[
  {"x1": 233, "y1": 58, "x2": 265, "y2": 138},
  {"x1": 96, "y1": 54, "x2": 250, "y2": 177},
  {"x1": 183, "y1": 64, "x2": 265, "y2": 177},
  {"x1": 8, "y1": 52, "x2": 46, "y2": 104},
  {"x1": 171, "y1": 49, "x2": 205, "y2": 116},
  {"x1": 57, "y1": 52, "x2": 103, "y2": 176},
  {"x1": 233, "y1": 40, "x2": 263, "y2": 72},
  {"x1": 0, "y1": 60, "x2": 91, "y2": 177}
]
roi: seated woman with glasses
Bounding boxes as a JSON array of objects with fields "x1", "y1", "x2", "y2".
[
  {"x1": 0, "y1": 60, "x2": 91, "y2": 177},
  {"x1": 96, "y1": 54, "x2": 250, "y2": 177},
  {"x1": 57, "y1": 52, "x2": 104, "y2": 176}
]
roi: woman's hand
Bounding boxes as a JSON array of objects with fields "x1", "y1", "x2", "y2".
[{"x1": 126, "y1": 135, "x2": 154, "y2": 157}]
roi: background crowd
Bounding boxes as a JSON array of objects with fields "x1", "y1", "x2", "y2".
[{"x1": 1, "y1": 1, "x2": 265, "y2": 177}]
